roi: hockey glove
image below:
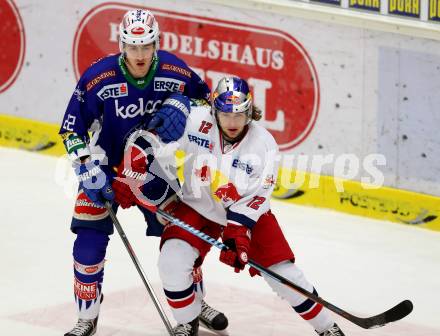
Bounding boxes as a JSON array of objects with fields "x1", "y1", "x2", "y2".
[
  {"x1": 220, "y1": 223, "x2": 251, "y2": 273},
  {"x1": 74, "y1": 160, "x2": 114, "y2": 206},
  {"x1": 147, "y1": 93, "x2": 190, "y2": 143},
  {"x1": 112, "y1": 144, "x2": 149, "y2": 209}
]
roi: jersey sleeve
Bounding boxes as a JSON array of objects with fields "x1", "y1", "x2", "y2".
[
  {"x1": 226, "y1": 142, "x2": 279, "y2": 229},
  {"x1": 59, "y1": 74, "x2": 103, "y2": 161}
]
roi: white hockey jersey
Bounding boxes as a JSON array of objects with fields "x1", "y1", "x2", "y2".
[{"x1": 173, "y1": 105, "x2": 280, "y2": 229}]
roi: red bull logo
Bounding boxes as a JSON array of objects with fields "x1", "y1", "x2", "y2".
[
  {"x1": 226, "y1": 95, "x2": 240, "y2": 104},
  {"x1": 214, "y1": 183, "x2": 241, "y2": 203}
]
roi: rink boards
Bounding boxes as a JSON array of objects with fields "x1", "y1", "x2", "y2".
[{"x1": 1, "y1": 113, "x2": 439, "y2": 232}]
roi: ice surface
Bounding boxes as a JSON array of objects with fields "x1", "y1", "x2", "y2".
[{"x1": 1, "y1": 147, "x2": 439, "y2": 335}]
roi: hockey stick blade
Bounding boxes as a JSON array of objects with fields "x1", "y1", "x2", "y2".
[
  {"x1": 250, "y1": 259, "x2": 414, "y2": 329},
  {"x1": 351, "y1": 300, "x2": 413, "y2": 329}
]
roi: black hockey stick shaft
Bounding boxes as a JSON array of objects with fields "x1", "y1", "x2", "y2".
[
  {"x1": 154, "y1": 207, "x2": 413, "y2": 329},
  {"x1": 104, "y1": 203, "x2": 174, "y2": 336}
]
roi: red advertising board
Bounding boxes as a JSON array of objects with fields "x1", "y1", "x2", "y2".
[
  {"x1": 73, "y1": 2, "x2": 319, "y2": 150},
  {"x1": 0, "y1": 0, "x2": 25, "y2": 93}
]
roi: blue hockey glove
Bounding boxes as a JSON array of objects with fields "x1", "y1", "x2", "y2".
[
  {"x1": 147, "y1": 93, "x2": 190, "y2": 143},
  {"x1": 74, "y1": 160, "x2": 114, "y2": 206}
]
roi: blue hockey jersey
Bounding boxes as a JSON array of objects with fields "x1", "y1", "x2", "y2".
[{"x1": 60, "y1": 51, "x2": 210, "y2": 168}]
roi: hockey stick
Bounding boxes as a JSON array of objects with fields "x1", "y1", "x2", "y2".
[
  {"x1": 135, "y1": 197, "x2": 413, "y2": 330},
  {"x1": 104, "y1": 202, "x2": 174, "y2": 336}
]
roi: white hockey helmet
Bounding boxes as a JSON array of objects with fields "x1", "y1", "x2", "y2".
[{"x1": 119, "y1": 9, "x2": 160, "y2": 52}]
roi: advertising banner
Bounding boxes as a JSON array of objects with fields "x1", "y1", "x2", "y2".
[
  {"x1": 429, "y1": 0, "x2": 440, "y2": 21},
  {"x1": 73, "y1": 3, "x2": 319, "y2": 151},
  {"x1": 389, "y1": 0, "x2": 421, "y2": 17},
  {"x1": 349, "y1": 0, "x2": 381, "y2": 12},
  {"x1": 0, "y1": 0, "x2": 25, "y2": 93}
]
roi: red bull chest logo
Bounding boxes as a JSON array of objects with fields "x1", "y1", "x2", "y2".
[{"x1": 214, "y1": 182, "x2": 242, "y2": 203}]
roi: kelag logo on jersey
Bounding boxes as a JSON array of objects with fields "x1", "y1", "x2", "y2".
[
  {"x1": 0, "y1": 0, "x2": 25, "y2": 93},
  {"x1": 153, "y1": 77, "x2": 185, "y2": 92},
  {"x1": 73, "y1": 4, "x2": 319, "y2": 151},
  {"x1": 115, "y1": 98, "x2": 162, "y2": 119},
  {"x1": 97, "y1": 83, "x2": 128, "y2": 100}
]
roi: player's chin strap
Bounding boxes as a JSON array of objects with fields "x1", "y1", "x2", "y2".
[
  {"x1": 131, "y1": 195, "x2": 414, "y2": 330},
  {"x1": 104, "y1": 202, "x2": 174, "y2": 336}
]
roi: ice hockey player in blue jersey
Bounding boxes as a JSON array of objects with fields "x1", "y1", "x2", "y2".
[{"x1": 61, "y1": 9, "x2": 227, "y2": 336}]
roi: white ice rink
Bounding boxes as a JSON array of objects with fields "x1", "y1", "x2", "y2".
[{"x1": 1, "y1": 147, "x2": 439, "y2": 335}]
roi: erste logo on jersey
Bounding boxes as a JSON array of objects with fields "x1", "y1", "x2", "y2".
[
  {"x1": 188, "y1": 133, "x2": 210, "y2": 148},
  {"x1": 73, "y1": 5, "x2": 320, "y2": 151},
  {"x1": 0, "y1": 0, "x2": 25, "y2": 93},
  {"x1": 154, "y1": 77, "x2": 185, "y2": 92},
  {"x1": 232, "y1": 158, "x2": 253, "y2": 175},
  {"x1": 97, "y1": 82, "x2": 128, "y2": 100}
]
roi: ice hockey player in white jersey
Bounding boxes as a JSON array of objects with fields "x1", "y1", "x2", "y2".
[{"x1": 122, "y1": 77, "x2": 346, "y2": 335}]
